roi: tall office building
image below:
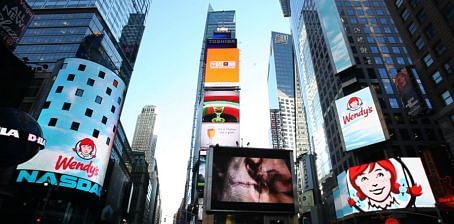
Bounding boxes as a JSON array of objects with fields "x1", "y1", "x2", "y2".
[
  {"x1": 281, "y1": 0, "x2": 453, "y2": 223},
  {"x1": 183, "y1": 6, "x2": 236, "y2": 218},
  {"x1": 267, "y1": 31, "x2": 310, "y2": 214},
  {"x1": 383, "y1": 0, "x2": 454, "y2": 155},
  {"x1": 131, "y1": 105, "x2": 158, "y2": 174}
]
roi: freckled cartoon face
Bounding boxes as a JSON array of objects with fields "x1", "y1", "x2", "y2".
[
  {"x1": 355, "y1": 163, "x2": 392, "y2": 202},
  {"x1": 80, "y1": 145, "x2": 93, "y2": 156}
]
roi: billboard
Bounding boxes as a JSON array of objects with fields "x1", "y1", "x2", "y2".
[
  {"x1": 205, "y1": 146, "x2": 297, "y2": 213},
  {"x1": 197, "y1": 150, "x2": 206, "y2": 190},
  {"x1": 204, "y1": 48, "x2": 239, "y2": 87},
  {"x1": 394, "y1": 67, "x2": 425, "y2": 117},
  {"x1": 0, "y1": 0, "x2": 33, "y2": 47},
  {"x1": 203, "y1": 90, "x2": 239, "y2": 123},
  {"x1": 201, "y1": 123, "x2": 239, "y2": 148},
  {"x1": 334, "y1": 158, "x2": 436, "y2": 218},
  {"x1": 16, "y1": 58, "x2": 125, "y2": 196},
  {"x1": 299, "y1": 154, "x2": 315, "y2": 192},
  {"x1": 335, "y1": 87, "x2": 389, "y2": 151},
  {"x1": 207, "y1": 38, "x2": 237, "y2": 48}
]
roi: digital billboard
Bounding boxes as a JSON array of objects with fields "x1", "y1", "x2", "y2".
[
  {"x1": 203, "y1": 90, "x2": 239, "y2": 123},
  {"x1": 335, "y1": 87, "x2": 389, "y2": 151},
  {"x1": 334, "y1": 158, "x2": 436, "y2": 218},
  {"x1": 204, "y1": 48, "x2": 239, "y2": 87},
  {"x1": 197, "y1": 150, "x2": 206, "y2": 190},
  {"x1": 0, "y1": 0, "x2": 33, "y2": 47},
  {"x1": 16, "y1": 58, "x2": 125, "y2": 196},
  {"x1": 205, "y1": 146, "x2": 297, "y2": 213},
  {"x1": 201, "y1": 123, "x2": 239, "y2": 148},
  {"x1": 394, "y1": 67, "x2": 425, "y2": 117}
]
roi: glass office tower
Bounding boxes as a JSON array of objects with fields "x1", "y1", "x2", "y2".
[{"x1": 281, "y1": 0, "x2": 453, "y2": 223}]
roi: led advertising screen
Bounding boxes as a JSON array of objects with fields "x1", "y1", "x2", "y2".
[
  {"x1": 203, "y1": 90, "x2": 239, "y2": 123},
  {"x1": 17, "y1": 58, "x2": 125, "y2": 196},
  {"x1": 197, "y1": 150, "x2": 206, "y2": 190},
  {"x1": 394, "y1": 67, "x2": 425, "y2": 117},
  {"x1": 206, "y1": 146, "x2": 297, "y2": 213},
  {"x1": 201, "y1": 123, "x2": 239, "y2": 148},
  {"x1": 204, "y1": 48, "x2": 239, "y2": 87},
  {"x1": 334, "y1": 158, "x2": 436, "y2": 218},
  {"x1": 0, "y1": 0, "x2": 33, "y2": 47},
  {"x1": 335, "y1": 87, "x2": 389, "y2": 151}
]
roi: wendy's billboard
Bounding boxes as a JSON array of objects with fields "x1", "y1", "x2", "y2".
[{"x1": 335, "y1": 87, "x2": 389, "y2": 151}]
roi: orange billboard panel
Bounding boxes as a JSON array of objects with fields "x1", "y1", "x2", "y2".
[{"x1": 204, "y1": 48, "x2": 239, "y2": 87}]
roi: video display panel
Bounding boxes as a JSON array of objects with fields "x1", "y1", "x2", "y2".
[
  {"x1": 206, "y1": 147, "x2": 296, "y2": 213},
  {"x1": 200, "y1": 123, "x2": 239, "y2": 148},
  {"x1": 335, "y1": 87, "x2": 388, "y2": 151},
  {"x1": 204, "y1": 48, "x2": 239, "y2": 87},
  {"x1": 203, "y1": 91, "x2": 239, "y2": 123},
  {"x1": 334, "y1": 157, "x2": 436, "y2": 218}
]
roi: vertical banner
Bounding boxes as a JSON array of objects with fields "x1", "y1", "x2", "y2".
[{"x1": 394, "y1": 67, "x2": 425, "y2": 117}]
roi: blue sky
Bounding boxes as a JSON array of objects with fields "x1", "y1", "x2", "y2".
[{"x1": 120, "y1": 0, "x2": 290, "y2": 220}]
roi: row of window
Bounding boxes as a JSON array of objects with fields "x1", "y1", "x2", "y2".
[{"x1": 47, "y1": 118, "x2": 111, "y2": 145}]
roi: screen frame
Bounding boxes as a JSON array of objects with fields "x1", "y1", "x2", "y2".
[{"x1": 205, "y1": 146, "x2": 297, "y2": 214}]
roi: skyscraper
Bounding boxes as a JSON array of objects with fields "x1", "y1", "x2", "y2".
[
  {"x1": 132, "y1": 105, "x2": 158, "y2": 175},
  {"x1": 281, "y1": 0, "x2": 453, "y2": 223},
  {"x1": 267, "y1": 31, "x2": 310, "y2": 214}
]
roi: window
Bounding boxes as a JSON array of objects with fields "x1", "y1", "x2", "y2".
[
  {"x1": 409, "y1": 0, "x2": 421, "y2": 8},
  {"x1": 371, "y1": 46, "x2": 379, "y2": 53},
  {"x1": 432, "y1": 71, "x2": 443, "y2": 84},
  {"x1": 78, "y1": 64, "x2": 86, "y2": 71},
  {"x1": 385, "y1": 57, "x2": 393, "y2": 64},
  {"x1": 395, "y1": 0, "x2": 403, "y2": 8},
  {"x1": 62, "y1": 102, "x2": 71, "y2": 111},
  {"x1": 381, "y1": 46, "x2": 389, "y2": 53},
  {"x1": 442, "y1": 3, "x2": 454, "y2": 20},
  {"x1": 48, "y1": 118, "x2": 57, "y2": 126},
  {"x1": 375, "y1": 57, "x2": 383, "y2": 64},
  {"x1": 75, "y1": 88, "x2": 84, "y2": 97},
  {"x1": 441, "y1": 90, "x2": 453, "y2": 105},
  {"x1": 423, "y1": 53, "x2": 434, "y2": 67},
  {"x1": 401, "y1": 9, "x2": 410, "y2": 21},
  {"x1": 388, "y1": 36, "x2": 397, "y2": 43},
  {"x1": 408, "y1": 22, "x2": 417, "y2": 34},
  {"x1": 111, "y1": 105, "x2": 116, "y2": 113},
  {"x1": 106, "y1": 87, "x2": 112, "y2": 95},
  {"x1": 85, "y1": 108, "x2": 93, "y2": 117},
  {"x1": 101, "y1": 116, "x2": 107, "y2": 124},
  {"x1": 425, "y1": 24, "x2": 435, "y2": 39},
  {"x1": 43, "y1": 101, "x2": 50, "y2": 109},
  {"x1": 417, "y1": 10, "x2": 427, "y2": 23},
  {"x1": 87, "y1": 78, "x2": 95, "y2": 86},
  {"x1": 117, "y1": 97, "x2": 121, "y2": 104},
  {"x1": 444, "y1": 60, "x2": 453, "y2": 75},
  {"x1": 98, "y1": 71, "x2": 105, "y2": 79},
  {"x1": 106, "y1": 137, "x2": 111, "y2": 145},
  {"x1": 92, "y1": 129, "x2": 99, "y2": 138},
  {"x1": 382, "y1": 79, "x2": 394, "y2": 94},
  {"x1": 389, "y1": 98, "x2": 400, "y2": 108},
  {"x1": 397, "y1": 57, "x2": 405, "y2": 65},
  {"x1": 56, "y1": 86, "x2": 63, "y2": 93},
  {"x1": 384, "y1": 26, "x2": 392, "y2": 33},
  {"x1": 95, "y1": 96, "x2": 102, "y2": 104},
  {"x1": 415, "y1": 36, "x2": 425, "y2": 50},
  {"x1": 380, "y1": 18, "x2": 388, "y2": 24},
  {"x1": 434, "y1": 42, "x2": 447, "y2": 55},
  {"x1": 392, "y1": 47, "x2": 400, "y2": 54},
  {"x1": 67, "y1": 74, "x2": 75, "y2": 81},
  {"x1": 378, "y1": 68, "x2": 388, "y2": 78},
  {"x1": 113, "y1": 80, "x2": 118, "y2": 87},
  {"x1": 70, "y1": 122, "x2": 80, "y2": 131}
]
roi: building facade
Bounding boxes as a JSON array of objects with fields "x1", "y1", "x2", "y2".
[
  {"x1": 131, "y1": 105, "x2": 158, "y2": 175},
  {"x1": 281, "y1": 0, "x2": 454, "y2": 223}
]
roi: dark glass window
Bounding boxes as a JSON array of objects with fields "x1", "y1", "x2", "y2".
[
  {"x1": 85, "y1": 108, "x2": 93, "y2": 117},
  {"x1": 423, "y1": 54, "x2": 434, "y2": 67},
  {"x1": 75, "y1": 88, "x2": 84, "y2": 96},
  {"x1": 62, "y1": 102, "x2": 71, "y2": 110},
  {"x1": 441, "y1": 90, "x2": 453, "y2": 106},
  {"x1": 43, "y1": 101, "x2": 51, "y2": 109},
  {"x1": 78, "y1": 64, "x2": 86, "y2": 71},
  {"x1": 48, "y1": 118, "x2": 57, "y2": 126},
  {"x1": 106, "y1": 137, "x2": 111, "y2": 145},
  {"x1": 434, "y1": 42, "x2": 447, "y2": 55},
  {"x1": 417, "y1": 10, "x2": 427, "y2": 23},
  {"x1": 432, "y1": 71, "x2": 443, "y2": 84},
  {"x1": 87, "y1": 78, "x2": 95, "y2": 86},
  {"x1": 67, "y1": 74, "x2": 75, "y2": 81},
  {"x1": 113, "y1": 80, "x2": 118, "y2": 87},
  {"x1": 444, "y1": 59, "x2": 454, "y2": 75},
  {"x1": 70, "y1": 122, "x2": 80, "y2": 131},
  {"x1": 95, "y1": 96, "x2": 102, "y2": 104},
  {"x1": 98, "y1": 71, "x2": 105, "y2": 79},
  {"x1": 415, "y1": 36, "x2": 425, "y2": 50},
  {"x1": 442, "y1": 3, "x2": 454, "y2": 20},
  {"x1": 106, "y1": 87, "x2": 112, "y2": 95},
  {"x1": 117, "y1": 97, "x2": 121, "y2": 104},
  {"x1": 409, "y1": 0, "x2": 421, "y2": 8},
  {"x1": 395, "y1": 0, "x2": 403, "y2": 8},
  {"x1": 56, "y1": 86, "x2": 63, "y2": 93},
  {"x1": 92, "y1": 129, "x2": 99, "y2": 138},
  {"x1": 101, "y1": 116, "x2": 107, "y2": 124},
  {"x1": 401, "y1": 9, "x2": 410, "y2": 21},
  {"x1": 111, "y1": 105, "x2": 116, "y2": 113},
  {"x1": 425, "y1": 24, "x2": 436, "y2": 39},
  {"x1": 408, "y1": 22, "x2": 417, "y2": 34}
]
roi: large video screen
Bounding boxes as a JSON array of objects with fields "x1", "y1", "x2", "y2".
[
  {"x1": 334, "y1": 157, "x2": 436, "y2": 218},
  {"x1": 204, "y1": 48, "x2": 239, "y2": 87},
  {"x1": 206, "y1": 147, "x2": 297, "y2": 213},
  {"x1": 203, "y1": 90, "x2": 239, "y2": 123},
  {"x1": 335, "y1": 87, "x2": 389, "y2": 151}
]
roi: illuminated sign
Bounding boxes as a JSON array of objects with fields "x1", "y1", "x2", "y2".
[
  {"x1": 203, "y1": 91, "x2": 239, "y2": 123},
  {"x1": 334, "y1": 158, "x2": 436, "y2": 218},
  {"x1": 197, "y1": 150, "x2": 206, "y2": 190},
  {"x1": 17, "y1": 58, "x2": 125, "y2": 196},
  {"x1": 204, "y1": 48, "x2": 239, "y2": 87},
  {"x1": 394, "y1": 67, "x2": 425, "y2": 117},
  {"x1": 207, "y1": 38, "x2": 237, "y2": 48},
  {"x1": 201, "y1": 123, "x2": 239, "y2": 148},
  {"x1": 0, "y1": 0, "x2": 33, "y2": 47},
  {"x1": 335, "y1": 87, "x2": 389, "y2": 151}
]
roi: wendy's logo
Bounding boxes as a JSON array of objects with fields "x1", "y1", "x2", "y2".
[
  {"x1": 73, "y1": 138, "x2": 97, "y2": 160},
  {"x1": 347, "y1": 97, "x2": 363, "y2": 111}
]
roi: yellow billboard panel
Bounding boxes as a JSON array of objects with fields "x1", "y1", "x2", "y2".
[{"x1": 204, "y1": 48, "x2": 239, "y2": 87}]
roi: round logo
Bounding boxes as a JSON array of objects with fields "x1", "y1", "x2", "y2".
[
  {"x1": 73, "y1": 138, "x2": 97, "y2": 160},
  {"x1": 347, "y1": 96, "x2": 363, "y2": 111}
]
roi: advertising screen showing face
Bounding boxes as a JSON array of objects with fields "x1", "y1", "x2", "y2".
[
  {"x1": 335, "y1": 87, "x2": 388, "y2": 151},
  {"x1": 208, "y1": 147, "x2": 296, "y2": 213},
  {"x1": 334, "y1": 157, "x2": 436, "y2": 218}
]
